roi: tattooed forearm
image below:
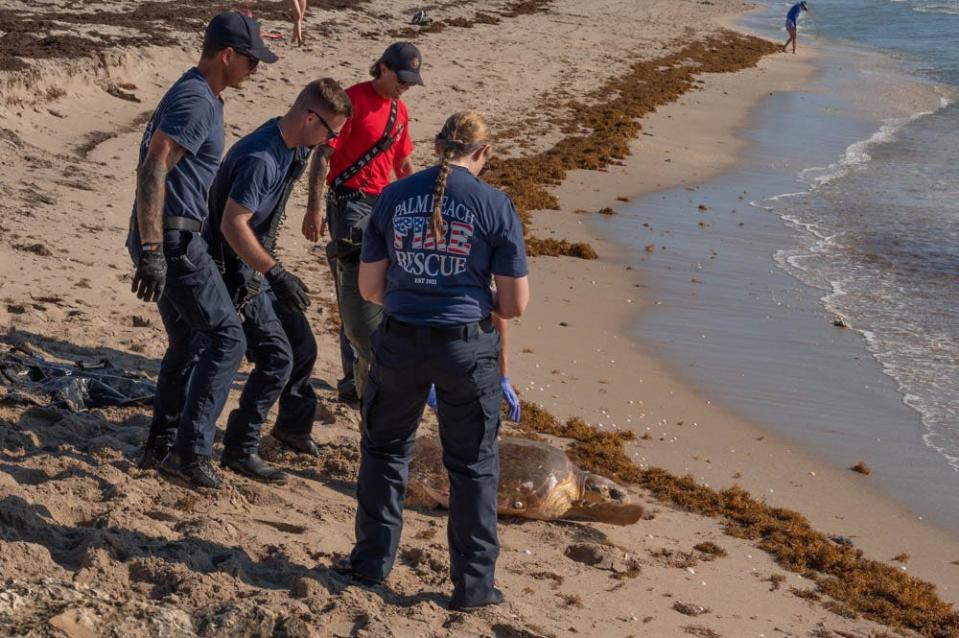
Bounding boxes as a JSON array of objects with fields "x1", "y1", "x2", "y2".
[
  {"x1": 136, "y1": 154, "x2": 168, "y2": 244},
  {"x1": 135, "y1": 143, "x2": 184, "y2": 244},
  {"x1": 306, "y1": 149, "x2": 330, "y2": 214}
]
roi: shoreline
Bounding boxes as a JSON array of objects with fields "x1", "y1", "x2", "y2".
[
  {"x1": 509, "y1": 9, "x2": 959, "y2": 600},
  {"x1": 2, "y1": 1, "x2": 959, "y2": 635}
]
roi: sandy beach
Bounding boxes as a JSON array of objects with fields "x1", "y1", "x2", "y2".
[{"x1": 2, "y1": 1, "x2": 959, "y2": 636}]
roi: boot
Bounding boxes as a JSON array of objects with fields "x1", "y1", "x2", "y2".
[{"x1": 221, "y1": 450, "x2": 288, "y2": 485}]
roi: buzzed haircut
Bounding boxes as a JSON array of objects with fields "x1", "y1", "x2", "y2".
[
  {"x1": 201, "y1": 39, "x2": 228, "y2": 60},
  {"x1": 294, "y1": 78, "x2": 353, "y2": 118}
]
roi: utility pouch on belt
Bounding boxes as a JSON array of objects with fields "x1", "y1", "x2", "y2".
[
  {"x1": 207, "y1": 118, "x2": 313, "y2": 311},
  {"x1": 326, "y1": 237, "x2": 362, "y2": 264}
]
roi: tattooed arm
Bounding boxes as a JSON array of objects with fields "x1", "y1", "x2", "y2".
[
  {"x1": 136, "y1": 129, "x2": 186, "y2": 244},
  {"x1": 302, "y1": 146, "x2": 332, "y2": 242}
]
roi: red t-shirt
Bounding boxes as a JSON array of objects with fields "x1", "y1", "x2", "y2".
[{"x1": 325, "y1": 81, "x2": 413, "y2": 196}]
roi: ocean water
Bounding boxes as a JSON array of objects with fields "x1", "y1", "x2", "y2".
[
  {"x1": 755, "y1": 2, "x2": 959, "y2": 473},
  {"x1": 599, "y1": 1, "x2": 959, "y2": 527}
]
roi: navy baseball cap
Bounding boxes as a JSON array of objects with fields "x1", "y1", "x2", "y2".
[
  {"x1": 379, "y1": 42, "x2": 424, "y2": 86},
  {"x1": 204, "y1": 12, "x2": 278, "y2": 64}
]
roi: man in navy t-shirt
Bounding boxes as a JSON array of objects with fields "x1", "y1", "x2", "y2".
[
  {"x1": 206, "y1": 79, "x2": 352, "y2": 482},
  {"x1": 783, "y1": 1, "x2": 808, "y2": 54},
  {"x1": 126, "y1": 12, "x2": 277, "y2": 490}
]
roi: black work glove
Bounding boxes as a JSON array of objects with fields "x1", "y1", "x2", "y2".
[
  {"x1": 132, "y1": 246, "x2": 167, "y2": 302},
  {"x1": 266, "y1": 263, "x2": 310, "y2": 313}
]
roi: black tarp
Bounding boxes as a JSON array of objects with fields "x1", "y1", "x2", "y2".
[{"x1": 0, "y1": 349, "x2": 155, "y2": 411}]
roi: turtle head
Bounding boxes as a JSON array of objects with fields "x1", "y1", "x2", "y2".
[{"x1": 581, "y1": 473, "x2": 631, "y2": 506}]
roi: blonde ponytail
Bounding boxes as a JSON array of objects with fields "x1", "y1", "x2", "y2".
[
  {"x1": 431, "y1": 148, "x2": 455, "y2": 245},
  {"x1": 431, "y1": 111, "x2": 491, "y2": 247}
]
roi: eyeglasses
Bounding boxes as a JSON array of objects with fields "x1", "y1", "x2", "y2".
[
  {"x1": 309, "y1": 109, "x2": 338, "y2": 140},
  {"x1": 237, "y1": 50, "x2": 259, "y2": 70}
]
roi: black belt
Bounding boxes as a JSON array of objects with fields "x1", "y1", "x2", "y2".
[
  {"x1": 163, "y1": 216, "x2": 202, "y2": 232},
  {"x1": 384, "y1": 316, "x2": 494, "y2": 342},
  {"x1": 329, "y1": 185, "x2": 376, "y2": 204}
]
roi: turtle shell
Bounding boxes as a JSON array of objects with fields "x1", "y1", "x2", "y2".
[{"x1": 407, "y1": 436, "x2": 581, "y2": 520}]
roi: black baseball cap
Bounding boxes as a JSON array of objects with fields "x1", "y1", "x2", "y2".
[
  {"x1": 379, "y1": 42, "x2": 424, "y2": 86},
  {"x1": 204, "y1": 12, "x2": 278, "y2": 64}
]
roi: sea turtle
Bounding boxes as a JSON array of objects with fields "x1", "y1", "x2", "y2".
[{"x1": 408, "y1": 436, "x2": 643, "y2": 525}]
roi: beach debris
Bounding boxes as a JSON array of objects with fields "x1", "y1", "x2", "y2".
[
  {"x1": 104, "y1": 83, "x2": 140, "y2": 103},
  {"x1": 597, "y1": 207, "x2": 615, "y2": 215},
  {"x1": 564, "y1": 543, "x2": 641, "y2": 578},
  {"x1": 833, "y1": 317, "x2": 849, "y2": 328},
  {"x1": 528, "y1": 570, "x2": 564, "y2": 589},
  {"x1": 850, "y1": 461, "x2": 871, "y2": 476},
  {"x1": 892, "y1": 552, "x2": 910, "y2": 564},
  {"x1": 765, "y1": 574, "x2": 786, "y2": 591},
  {"x1": 408, "y1": 436, "x2": 643, "y2": 525},
  {"x1": 692, "y1": 542, "x2": 727, "y2": 560},
  {"x1": 0, "y1": 349, "x2": 155, "y2": 411},
  {"x1": 645, "y1": 243, "x2": 656, "y2": 254},
  {"x1": 673, "y1": 601, "x2": 710, "y2": 617},
  {"x1": 12, "y1": 242, "x2": 53, "y2": 256},
  {"x1": 697, "y1": 204, "x2": 709, "y2": 212},
  {"x1": 829, "y1": 535, "x2": 854, "y2": 548},
  {"x1": 515, "y1": 401, "x2": 959, "y2": 637},
  {"x1": 482, "y1": 31, "x2": 778, "y2": 259},
  {"x1": 410, "y1": 10, "x2": 429, "y2": 25},
  {"x1": 790, "y1": 587, "x2": 822, "y2": 602},
  {"x1": 558, "y1": 593, "x2": 584, "y2": 608},
  {"x1": 617, "y1": 196, "x2": 631, "y2": 202},
  {"x1": 682, "y1": 626, "x2": 721, "y2": 637}
]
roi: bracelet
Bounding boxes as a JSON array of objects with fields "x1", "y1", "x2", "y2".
[{"x1": 141, "y1": 242, "x2": 162, "y2": 253}]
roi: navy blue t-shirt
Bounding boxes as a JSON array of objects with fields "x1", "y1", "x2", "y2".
[
  {"x1": 127, "y1": 67, "x2": 224, "y2": 256},
  {"x1": 362, "y1": 165, "x2": 528, "y2": 325},
  {"x1": 208, "y1": 118, "x2": 310, "y2": 239},
  {"x1": 787, "y1": 2, "x2": 803, "y2": 24}
]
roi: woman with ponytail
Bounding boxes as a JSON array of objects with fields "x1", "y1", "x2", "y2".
[{"x1": 336, "y1": 111, "x2": 529, "y2": 611}]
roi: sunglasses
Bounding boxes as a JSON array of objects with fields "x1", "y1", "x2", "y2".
[
  {"x1": 387, "y1": 66, "x2": 416, "y2": 88},
  {"x1": 237, "y1": 49, "x2": 259, "y2": 69},
  {"x1": 309, "y1": 109, "x2": 338, "y2": 140}
]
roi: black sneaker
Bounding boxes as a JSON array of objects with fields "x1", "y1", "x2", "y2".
[
  {"x1": 221, "y1": 451, "x2": 288, "y2": 485},
  {"x1": 138, "y1": 439, "x2": 172, "y2": 470},
  {"x1": 333, "y1": 558, "x2": 384, "y2": 588},
  {"x1": 270, "y1": 429, "x2": 321, "y2": 457},
  {"x1": 449, "y1": 588, "x2": 505, "y2": 612},
  {"x1": 159, "y1": 453, "x2": 222, "y2": 490}
]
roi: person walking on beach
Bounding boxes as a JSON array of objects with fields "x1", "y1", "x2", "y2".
[
  {"x1": 126, "y1": 12, "x2": 277, "y2": 489},
  {"x1": 783, "y1": 1, "x2": 808, "y2": 54},
  {"x1": 335, "y1": 111, "x2": 529, "y2": 611},
  {"x1": 288, "y1": 0, "x2": 307, "y2": 46},
  {"x1": 301, "y1": 42, "x2": 422, "y2": 402},
  {"x1": 205, "y1": 79, "x2": 352, "y2": 482}
]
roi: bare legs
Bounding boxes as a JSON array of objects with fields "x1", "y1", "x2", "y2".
[
  {"x1": 289, "y1": 0, "x2": 307, "y2": 46},
  {"x1": 783, "y1": 26, "x2": 798, "y2": 54}
]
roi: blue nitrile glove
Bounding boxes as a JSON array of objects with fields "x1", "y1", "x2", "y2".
[
  {"x1": 426, "y1": 384, "x2": 437, "y2": 411},
  {"x1": 501, "y1": 376, "x2": 521, "y2": 422}
]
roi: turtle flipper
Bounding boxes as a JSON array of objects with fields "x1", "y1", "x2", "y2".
[
  {"x1": 566, "y1": 503, "x2": 644, "y2": 526},
  {"x1": 407, "y1": 479, "x2": 449, "y2": 509}
]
